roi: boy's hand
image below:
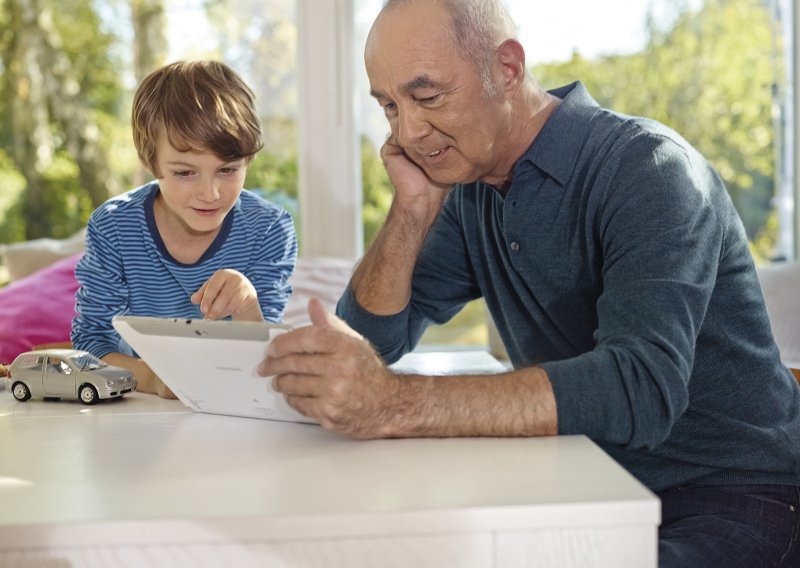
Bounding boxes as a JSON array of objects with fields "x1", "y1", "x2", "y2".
[{"x1": 191, "y1": 269, "x2": 264, "y2": 322}]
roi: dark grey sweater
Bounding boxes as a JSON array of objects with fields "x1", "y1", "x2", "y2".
[{"x1": 338, "y1": 82, "x2": 800, "y2": 492}]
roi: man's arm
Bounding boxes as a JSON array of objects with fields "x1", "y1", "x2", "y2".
[
  {"x1": 260, "y1": 299, "x2": 558, "y2": 438},
  {"x1": 349, "y1": 136, "x2": 451, "y2": 315}
]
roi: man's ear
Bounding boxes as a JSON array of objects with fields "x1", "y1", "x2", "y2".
[{"x1": 496, "y1": 39, "x2": 527, "y2": 95}]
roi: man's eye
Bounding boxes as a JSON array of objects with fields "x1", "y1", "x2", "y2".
[
  {"x1": 382, "y1": 102, "x2": 397, "y2": 113},
  {"x1": 417, "y1": 94, "x2": 442, "y2": 105}
]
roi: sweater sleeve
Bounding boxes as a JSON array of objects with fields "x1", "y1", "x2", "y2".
[
  {"x1": 71, "y1": 212, "x2": 131, "y2": 358},
  {"x1": 542, "y1": 137, "x2": 725, "y2": 450},
  {"x1": 248, "y1": 208, "x2": 298, "y2": 323},
  {"x1": 336, "y1": 192, "x2": 481, "y2": 363}
]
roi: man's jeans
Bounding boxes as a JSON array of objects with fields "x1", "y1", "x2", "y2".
[{"x1": 658, "y1": 483, "x2": 800, "y2": 568}]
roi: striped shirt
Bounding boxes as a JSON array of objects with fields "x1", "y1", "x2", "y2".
[{"x1": 72, "y1": 182, "x2": 297, "y2": 358}]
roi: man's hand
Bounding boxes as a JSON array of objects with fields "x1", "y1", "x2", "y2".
[
  {"x1": 258, "y1": 298, "x2": 404, "y2": 438},
  {"x1": 381, "y1": 134, "x2": 451, "y2": 220},
  {"x1": 191, "y1": 269, "x2": 263, "y2": 322}
]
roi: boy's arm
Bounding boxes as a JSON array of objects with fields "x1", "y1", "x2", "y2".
[
  {"x1": 102, "y1": 352, "x2": 176, "y2": 399},
  {"x1": 249, "y1": 208, "x2": 298, "y2": 323}
]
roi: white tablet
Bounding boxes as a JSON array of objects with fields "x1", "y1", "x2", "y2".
[{"x1": 112, "y1": 315, "x2": 316, "y2": 424}]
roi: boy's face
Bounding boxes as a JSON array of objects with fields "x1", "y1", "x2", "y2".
[{"x1": 153, "y1": 136, "x2": 247, "y2": 238}]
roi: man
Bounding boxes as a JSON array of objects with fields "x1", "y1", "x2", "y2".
[{"x1": 259, "y1": 1, "x2": 800, "y2": 565}]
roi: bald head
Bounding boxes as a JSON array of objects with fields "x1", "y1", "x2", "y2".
[
  {"x1": 374, "y1": 0, "x2": 518, "y2": 96},
  {"x1": 365, "y1": 0, "x2": 549, "y2": 187}
]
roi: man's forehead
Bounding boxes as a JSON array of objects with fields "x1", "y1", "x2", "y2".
[{"x1": 365, "y1": 0, "x2": 455, "y2": 62}]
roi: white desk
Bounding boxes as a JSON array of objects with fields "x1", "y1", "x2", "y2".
[{"x1": 0, "y1": 351, "x2": 659, "y2": 567}]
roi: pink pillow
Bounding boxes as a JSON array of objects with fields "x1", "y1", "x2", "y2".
[{"x1": 0, "y1": 252, "x2": 82, "y2": 364}]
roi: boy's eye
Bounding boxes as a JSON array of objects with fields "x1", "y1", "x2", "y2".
[
  {"x1": 173, "y1": 170, "x2": 194, "y2": 178},
  {"x1": 219, "y1": 167, "x2": 239, "y2": 175}
]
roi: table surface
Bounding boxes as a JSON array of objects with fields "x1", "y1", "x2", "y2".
[{"x1": 0, "y1": 350, "x2": 659, "y2": 550}]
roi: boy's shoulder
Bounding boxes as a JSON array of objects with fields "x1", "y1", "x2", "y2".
[
  {"x1": 93, "y1": 182, "x2": 158, "y2": 220},
  {"x1": 238, "y1": 189, "x2": 290, "y2": 218}
]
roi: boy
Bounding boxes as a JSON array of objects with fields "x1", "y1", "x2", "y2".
[{"x1": 72, "y1": 60, "x2": 298, "y2": 397}]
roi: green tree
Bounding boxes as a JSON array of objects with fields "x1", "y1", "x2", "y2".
[
  {"x1": 534, "y1": 0, "x2": 780, "y2": 259},
  {"x1": 0, "y1": 0, "x2": 126, "y2": 240},
  {"x1": 360, "y1": 135, "x2": 393, "y2": 248}
]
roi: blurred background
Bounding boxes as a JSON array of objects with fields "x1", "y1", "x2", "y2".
[{"x1": 0, "y1": 0, "x2": 794, "y2": 348}]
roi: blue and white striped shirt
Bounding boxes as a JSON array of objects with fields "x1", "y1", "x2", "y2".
[{"x1": 72, "y1": 182, "x2": 298, "y2": 358}]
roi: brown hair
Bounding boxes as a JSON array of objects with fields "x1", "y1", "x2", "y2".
[{"x1": 132, "y1": 60, "x2": 263, "y2": 177}]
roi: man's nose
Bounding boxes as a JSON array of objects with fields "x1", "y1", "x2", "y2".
[{"x1": 395, "y1": 106, "x2": 431, "y2": 145}]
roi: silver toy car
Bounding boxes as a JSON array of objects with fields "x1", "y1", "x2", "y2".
[{"x1": 7, "y1": 349, "x2": 137, "y2": 405}]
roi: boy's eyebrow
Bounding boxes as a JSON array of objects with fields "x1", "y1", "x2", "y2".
[{"x1": 370, "y1": 74, "x2": 440, "y2": 100}]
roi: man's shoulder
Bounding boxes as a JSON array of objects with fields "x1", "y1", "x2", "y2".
[{"x1": 583, "y1": 109, "x2": 699, "y2": 172}]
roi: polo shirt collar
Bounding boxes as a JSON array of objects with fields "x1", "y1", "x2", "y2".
[{"x1": 516, "y1": 81, "x2": 601, "y2": 186}]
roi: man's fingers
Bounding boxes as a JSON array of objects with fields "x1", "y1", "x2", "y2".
[
  {"x1": 265, "y1": 325, "x2": 355, "y2": 361},
  {"x1": 272, "y1": 373, "x2": 322, "y2": 398}
]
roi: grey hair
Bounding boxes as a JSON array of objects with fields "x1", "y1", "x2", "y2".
[{"x1": 383, "y1": 0, "x2": 518, "y2": 97}]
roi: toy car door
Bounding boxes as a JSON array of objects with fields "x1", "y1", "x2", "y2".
[{"x1": 42, "y1": 355, "x2": 76, "y2": 397}]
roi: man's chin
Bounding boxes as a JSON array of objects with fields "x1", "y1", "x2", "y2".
[{"x1": 422, "y1": 166, "x2": 478, "y2": 187}]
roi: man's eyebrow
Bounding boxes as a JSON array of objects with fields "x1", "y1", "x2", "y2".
[
  {"x1": 402, "y1": 75, "x2": 438, "y2": 93},
  {"x1": 369, "y1": 75, "x2": 440, "y2": 100}
]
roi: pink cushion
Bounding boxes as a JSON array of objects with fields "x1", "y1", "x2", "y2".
[{"x1": 0, "y1": 252, "x2": 82, "y2": 364}]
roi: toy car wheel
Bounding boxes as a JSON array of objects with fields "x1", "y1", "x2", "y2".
[
  {"x1": 79, "y1": 384, "x2": 99, "y2": 405},
  {"x1": 11, "y1": 382, "x2": 31, "y2": 402}
]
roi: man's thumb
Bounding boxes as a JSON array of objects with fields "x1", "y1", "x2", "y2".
[{"x1": 307, "y1": 297, "x2": 361, "y2": 338}]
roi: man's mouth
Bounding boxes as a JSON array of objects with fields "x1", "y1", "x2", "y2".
[{"x1": 425, "y1": 147, "x2": 449, "y2": 161}]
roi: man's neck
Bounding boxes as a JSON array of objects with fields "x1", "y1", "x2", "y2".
[{"x1": 484, "y1": 87, "x2": 561, "y2": 190}]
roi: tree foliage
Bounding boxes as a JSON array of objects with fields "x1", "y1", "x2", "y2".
[
  {"x1": 533, "y1": 0, "x2": 781, "y2": 256},
  {"x1": 0, "y1": 0, "x2": 126, "y2": 241}
]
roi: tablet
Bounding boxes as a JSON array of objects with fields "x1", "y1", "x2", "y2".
[{"x1": 112, "y1": 315, "x2": 316, "y2": 424}]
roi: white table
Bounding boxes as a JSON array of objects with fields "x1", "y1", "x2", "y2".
[{"x1": 0, "y1": 351, "x2": 659, "y2": 567}]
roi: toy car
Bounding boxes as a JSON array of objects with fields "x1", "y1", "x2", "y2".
[{"x1": 7, "y1": 349, "x2": 137, "y2": 405}]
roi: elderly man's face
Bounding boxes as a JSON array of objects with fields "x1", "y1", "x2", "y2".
[{"x1": 365, "y1": 1, "x2": 512, "y2": 186}]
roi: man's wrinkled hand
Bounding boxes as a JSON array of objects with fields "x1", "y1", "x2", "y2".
[{"x1": 258, "y1": 298, "x2": 403, "y2": 438}]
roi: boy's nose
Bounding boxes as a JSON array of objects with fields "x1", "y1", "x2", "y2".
[{"x1": 197, "y1": 178, "x2": 220, "y2": 201}]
